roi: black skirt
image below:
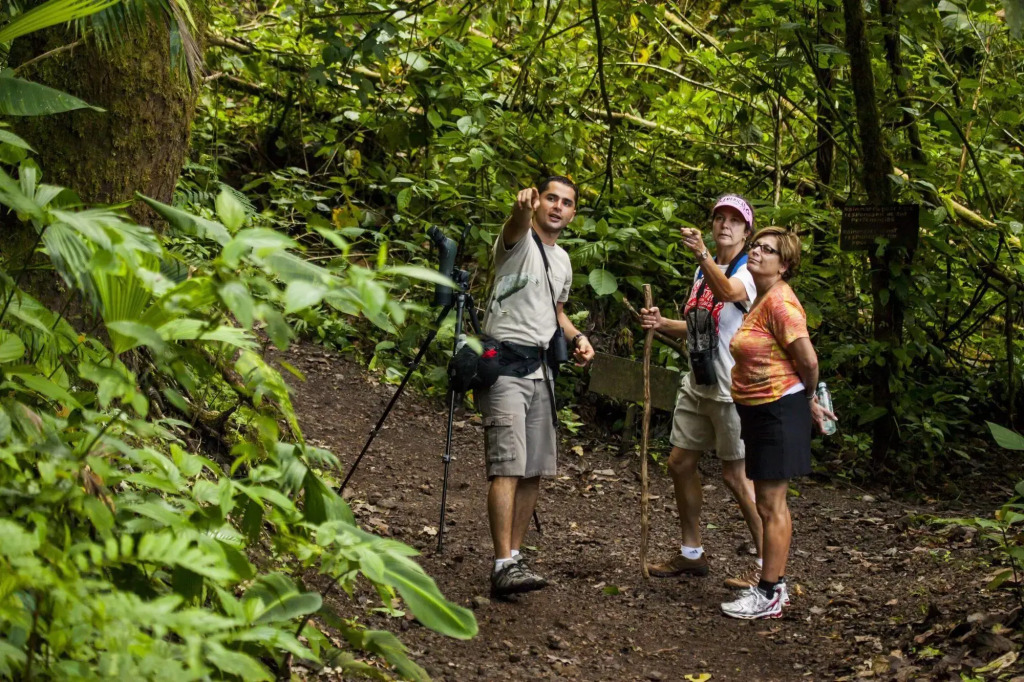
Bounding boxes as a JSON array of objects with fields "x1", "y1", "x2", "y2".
[{"x1": 736, "y1": 392, "x2": 812, "y2": 481}]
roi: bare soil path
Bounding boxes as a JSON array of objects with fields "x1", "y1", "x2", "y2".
[{"x1": 284, "y1": 342, "x2": 1024, "y2": 681}]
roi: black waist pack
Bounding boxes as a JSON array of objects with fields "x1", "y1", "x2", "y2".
[{"x1": 449, "y1": 336, "x2": 501, "y2": 393}]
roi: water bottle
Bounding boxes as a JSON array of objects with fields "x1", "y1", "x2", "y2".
[{"x1": 815, "y1": 382, "x2": 837, "y2": 435}]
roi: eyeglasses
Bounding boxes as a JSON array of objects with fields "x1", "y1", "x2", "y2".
[{"x1": 750, "y1": 242, "x2": 779, "y2": 256}]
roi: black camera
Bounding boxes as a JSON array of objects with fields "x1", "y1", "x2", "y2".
[
  {"x1": 685, "y1": 307, "x2": 719, "y2": 386},
  {"x1": 689, "y1": 348, "x2": 718, "y2": 385},
  {"x1": 548, "y1": 326, "x2": 569, "y2": 366},
  {"x1": 428, "y1": 226, "x2": 457, "y2": 307}
]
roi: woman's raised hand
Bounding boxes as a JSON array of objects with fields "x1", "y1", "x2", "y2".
[{"x1": 680, "y1": 227, "x2": 708, "y2": 258}]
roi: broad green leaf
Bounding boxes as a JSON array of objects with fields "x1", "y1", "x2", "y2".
[
  {"x1": 0, "y1": 71, "x2": 103, "y2": 116},
  {"x1": 219, "y1": 281, "x2": 256, "y2": 328},
  {"x1": 0, "y1": 166, "x2": 43, "y2": 217},
  {"x1": 398, "y1": 51, "x2": 429, "y2": 71},
  {"x1": 83, "y1": 496, "x2": 114, "y2": 535},
  {"x1": 283, "y1": 280, "x2": 327, "y2": 313},
  {"x1": 383, "y1": 265, "x2": 458, "y2": 289},
  {"x1": 0, "y1": 129, "x2": 34, "y2": 152},
  {"x1": 215, "y1": 187, "x2": 247, "y2": 232},
  {"x1": 359, "y1": 631, "x2": 429, "y2": 682},
  {"x1": 456, "y1": 116, "x2": 477, "y2": 135},
  {"x1": 11, "y1": 371, "x2": 81, "y2": 408},
  {"x1": 588, "y1": 268, "x2": 618, "y2": 296},
  {"x1": 254, "y1": 592, "x2": 323, "y2": 624},
  {"x1": 988, "y1": 422, "x2": 1024, "y2": 451},
  {"x1": 156, "y1": 319, "x2": 255, "y2": 349},
  {"x1": 381, "y1": 554, "x2": 477, "y2": 639},
  {"x1": 137, "y1": 193, "x2": 230, "y2": 245},
  {"x1": 0, "y1": 330, "x2": 25, "y2": 363},
  {"x1": 0, "y1": 519, "x2": 39, "y2": 557},
  {"x1": 204, "y1": 642, "x2": 272, "y2": 681},
  {"x1": 105, "y1": 320, "x2": 169, "y2": 355}
]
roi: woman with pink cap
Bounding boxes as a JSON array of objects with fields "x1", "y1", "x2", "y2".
[{"x1": 640, "y1": 194, "x2": 763, "y2": 590}]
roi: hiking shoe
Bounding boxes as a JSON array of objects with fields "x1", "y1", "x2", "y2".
[
  {"x1": 490, "y1": 562, "x2": 546, "y2": 598},
  {"x1": 721, "y1": 585, "x2": 784, "y2": 620},
  {"x1": 723, "y1": 564, "x2": 761, "y2": 589},
  {"x1": 646, "y1": 552, "x2": 709, "y2": 578},
  {"x1": 513, "y1": 560, "x2": 548, "y2": 590}
]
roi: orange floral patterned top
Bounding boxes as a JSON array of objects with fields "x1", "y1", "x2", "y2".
[{"x1": 729, "y1": 281, "x2": 809, "y2": 406}]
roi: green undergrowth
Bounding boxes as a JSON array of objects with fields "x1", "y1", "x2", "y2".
[{"x1": 0, "y1": 127, "x2": 475, "y2": 681}]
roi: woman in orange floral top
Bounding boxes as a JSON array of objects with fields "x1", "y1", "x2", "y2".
[{"x1": 720, "y1": 226, "x2": 836, "y2": 621}]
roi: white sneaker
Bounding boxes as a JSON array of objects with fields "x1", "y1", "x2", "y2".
[
  {"x1": 721, "y1": 585, "x2": 784, "y2": 619},
  {"x1": 779, "y1": 577, "x2": 791, "y2": 606}
]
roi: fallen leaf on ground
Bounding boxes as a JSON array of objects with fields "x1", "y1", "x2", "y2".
[{"x1": 974, "y1": 651, "x2": 1018, "y2": 674}]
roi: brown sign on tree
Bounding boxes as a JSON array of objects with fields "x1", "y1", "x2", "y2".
[{"x1": 840, "y1": 204, "x2": 920, "y2": 253}]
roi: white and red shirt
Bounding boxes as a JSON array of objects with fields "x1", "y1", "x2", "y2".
[{"x1": 681, "y1": 259, "x2": 756, "y2": 401}]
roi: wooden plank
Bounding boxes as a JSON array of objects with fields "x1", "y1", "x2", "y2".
[{"x1": 588, "y1": 352, "x2": 679, "y2": 411}]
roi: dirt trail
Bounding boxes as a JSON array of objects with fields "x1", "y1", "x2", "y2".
[{"x1": 284, "y1": 342, "x2": 1023, "y2": 681}]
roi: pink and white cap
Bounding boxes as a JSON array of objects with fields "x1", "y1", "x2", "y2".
[{"x1": 712, "y1": 195, "x2": 754, "y2": 229}]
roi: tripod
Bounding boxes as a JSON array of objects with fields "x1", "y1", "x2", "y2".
[{"x1": 338, "y1": 228, "x2": 540, "y2": 552}]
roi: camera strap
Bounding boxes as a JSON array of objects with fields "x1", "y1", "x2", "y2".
[
  {"x1": 532, "y1": 229, "x2": 562, "y2": 429},
  {"x1": 694, "y1": 248, "x2": 749, "y2": 314},
  {"x1": 531, "y1": 229, "x2": 563, "y2": 325}
]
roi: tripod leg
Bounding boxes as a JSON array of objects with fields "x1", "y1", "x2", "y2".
[
  {"x1": 339, "y1": 303, "x2": 453, "y2": 494},
  {"x1": 533, "y1": 510, "x2": 542, "y2": 534},
  {"x1": 437, "y1": 388, "x2": 458, "y2": 552},
  {"x1": 437, "y1": 293, "x2": 467, "y2": 552}
]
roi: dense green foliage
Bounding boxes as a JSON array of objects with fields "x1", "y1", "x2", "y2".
[
  {"x1": 199, "y1": 0, "x2": 1023, "y2": 475},
  {"x1": 0, "y1": 129, "x2": 475, "y2": 678},
  {"x1": 1, "y1": 0, "x2": 1023, "y2": 678}
]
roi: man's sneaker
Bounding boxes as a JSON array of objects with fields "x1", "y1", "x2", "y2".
[
  {"x1": 490, "y1": 562, "x2": 546, "y2": 598},
  {"x1": 514, "y1": 560, "x2": 548, "y2": 590},
  {"x1": 646, "y1": 552, "x2": 709, "y2": 578},
  {"x1": 723, "y1": 564, "x2": 761, "y2": 589},
  {"x1": 720, "y1": 585, "x2": 784, "y2": 620},
  {"x1": 779, "y1": 577, "x2": 791, "y2": 607}
]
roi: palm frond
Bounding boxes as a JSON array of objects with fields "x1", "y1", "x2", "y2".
[
  {"x1": 82, "y1": 0, "x2": 202, "y2": 86},
  {"x1": 166, "y1": 0, "x2": 200, "y2": 86},
  {"x1": 41, "y1": 222, "x2": 99, "y2": 306},
  {"x1": 94, "y1": 268, "x2": 154, "y2": 354},
  {"x1": 0, "y1": 0, "x2": 120, "y2": 43}
]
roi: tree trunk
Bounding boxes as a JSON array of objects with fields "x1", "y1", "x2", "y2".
[
  {"x1": 2, "y1": 15, "x2": 200, "y2": 314},
  {"x1": 842, "y1": 0, "x2": 903, "y2": 468},
  {"x1": 879, "y1": 0, "x2": 926, "y2": 165},
  {"x1": 8, "y1": 16, "x2": 199, "y2": 223}
]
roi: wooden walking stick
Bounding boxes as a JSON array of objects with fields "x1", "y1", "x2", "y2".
[{"x1": 639, "y1": 284, "x2": 654, "y2": 580}]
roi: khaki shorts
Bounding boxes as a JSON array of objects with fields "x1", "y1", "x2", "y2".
[
  {"x1": 476, "y1": 375, "x2": 557, "y2": 479},
  {"x1": 669, "y1": 381, "x2": 745, "y2": 461}
]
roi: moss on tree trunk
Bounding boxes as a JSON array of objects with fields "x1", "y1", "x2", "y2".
[
  {"x1": 9, "y1": 16, "x2": 199, "y2": 225},
  {"x1": 1, "y1": 16, "x2": 200, "y2": 321}
]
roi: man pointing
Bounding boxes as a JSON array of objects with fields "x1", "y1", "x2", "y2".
[{"x1": 477, "y1": 176, "x2": 594, "y2": 598}]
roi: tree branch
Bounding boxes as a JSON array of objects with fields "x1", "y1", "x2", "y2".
[{"x1": 591, "y1": 0, "x2": 615, "y2": 201}]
